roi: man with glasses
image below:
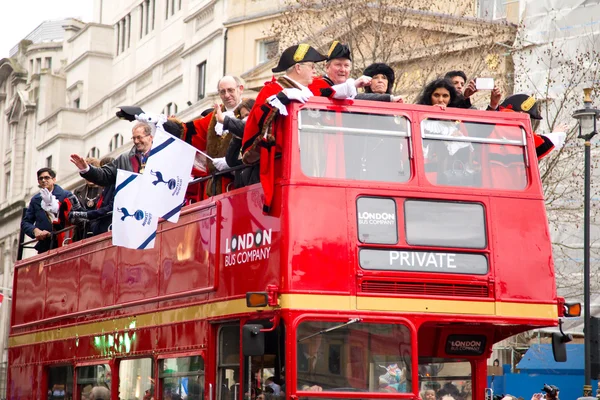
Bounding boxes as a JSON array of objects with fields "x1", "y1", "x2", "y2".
[
  {"x1": 182, "y1": 76, "x2": 245, "y2": 196},
  {"x1": 241, "y1": 43, "x2": 328, "y2": 212},
  {"x1": 70, "y1": 122, "x2": 154, "y2": 187},
  {"x1": 21, "y1": 168, "x2": 72, "y2": 253}
]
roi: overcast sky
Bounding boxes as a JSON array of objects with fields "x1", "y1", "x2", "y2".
[{"x1": 0, "y1": 0, "x2": 94, "y2": 57}]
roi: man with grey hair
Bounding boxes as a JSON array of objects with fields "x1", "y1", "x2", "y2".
[
  {"x1": 183, "y1": 75, "x2": 245, "y2": 195},
  {"x1": 70, "y1": 121, "x2": 154, "y2": 186},
  {"x1": 89, "y1": 386, "x2": 111, "y2": 400}
]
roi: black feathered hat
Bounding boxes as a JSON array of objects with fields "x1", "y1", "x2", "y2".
[
  {"x1": 500, "y1": 94, "x2": 542, "y2": 120},
  {"x1": 363, "y1": 63, "x2": 395, "y2": 94},
  {"x1": 327, "y1": 41, "x2": 352, "y2": 61},
  {"x1": 272, "y1": 44, "x2": 327, "y2": 73},
  {"x1": 116, "y1": 106, "x2": 144, "y2": 121}
]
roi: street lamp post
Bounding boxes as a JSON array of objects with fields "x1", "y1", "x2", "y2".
[{"x1": 572, "y1": 88, "x2": 600, "y2": 395}]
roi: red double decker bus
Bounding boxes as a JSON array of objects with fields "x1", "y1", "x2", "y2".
[{"x1": 9, "y1": 98, "x2": 565, "y2": 400}]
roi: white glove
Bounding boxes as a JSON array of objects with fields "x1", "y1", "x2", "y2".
[
  {"x1": 40, "y1": 188, "x2": 59, "y2": 214},
  {"x1": 544, "y1": 131, "x2": 566, "y2": 150},
  {"x1": 284, "y1": 88, "x2": 312, "y2": 104},
  {"x1": 332, "y1": 79, "x2": 358, "y2": 99},
  {"x1": 267, "y1": 95, "x2": 288, "y2": 116},
  {"x1": 212, "y1": 157, "x2": 230, "y2": 171}
]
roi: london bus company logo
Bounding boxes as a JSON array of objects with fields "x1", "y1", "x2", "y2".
[
  {"x1": 358, "y1": 211, "x2": 396, "y2": 225},
  {"x1": 150, "y1": 169, "x2": 183, "y2": 196},
  {"x1": 225, "y1": 229, "x2": 272, "y2": 266}
]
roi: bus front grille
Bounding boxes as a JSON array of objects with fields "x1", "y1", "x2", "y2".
[{"x1": 360, "y1": 280, "x2": 490, "y2": 298}]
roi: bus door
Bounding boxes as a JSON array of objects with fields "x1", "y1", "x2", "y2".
[
  {"x1": 240, "y1": 318, "x2": 285, "y2": 400},
  {"x1": 216, "y1": 323, "x2": 241, "y2": 400}
]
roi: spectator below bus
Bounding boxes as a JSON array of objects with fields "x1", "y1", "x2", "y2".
[
  {"x1": 69, "y1": 156, "x2": 116, "y2": 237},
  {"x1": 21, "y1": 167, "x2": 73, "y2": 253},
  {"x1": 89, "y1": 386, "x2": 110, "y2": 400},
  {"x1": 498, "y1": 94, "x2": 566, "y2": 160},
  {"x1": 242, "y1": 44, "x2": 328, "y2": 212},
  {"x1": 444, "y1": 70, "x2": 501, "y2": 111},
  {"x1": 356, "y1": 63, "x2": 403, "y2": 103},
  {"x1": 309, "y1": 41, "x2": 372, "y2": 99},
  {"x1": 72, "y1": 157, "x2": 101, "y2": 241},
  {"x1": 417, "y1": 79, "x2": 460, "y2": 110},
  {"x1": 70, "y1": 122, "x2": 153, "y2": 185},
  {"x1": 422, "y1": 389, "x2": 437, "y2": 400},
  {"x1": 265, "y1": 377, "x2": 281, "y2": 396}
]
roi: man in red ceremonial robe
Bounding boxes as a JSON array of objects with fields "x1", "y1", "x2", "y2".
[
  {"x1": 241, "y1": 44, "x2": 328, "y2": 212},
  {"x1": 309, "y1": 41, "x2": 372, "y2": 99},
  {"x1": 498, "y1": 94, "x2": 566, "y2": 160}
]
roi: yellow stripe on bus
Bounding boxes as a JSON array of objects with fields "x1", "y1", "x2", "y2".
[{"x1": 8, "y1": 295, "x2": 557, "y2": 348}]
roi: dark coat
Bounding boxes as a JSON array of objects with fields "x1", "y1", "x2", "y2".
[
  {"x1": 87, "y1": 184, "x2": 115, "y2": 236},
  {"x1": 81, "y1": 146, "x2": 143, "y2": 186},
  {"x1": 21, "y1": 184, "x2": 72, "y2": 253}
]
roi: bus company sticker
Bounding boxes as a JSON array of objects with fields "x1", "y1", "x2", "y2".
[
  {"x1": 225, "y1": 229, "x2": 272, "y2": 266},
  {"x1": 445, "y1": 334, "x2": 487, "y2": 356},
  {"x1": 359, "y1": 249, "x2": 488, "y2": 274}
]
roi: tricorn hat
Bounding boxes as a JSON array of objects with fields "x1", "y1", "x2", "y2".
[
  {"x1": 116, "y1": 105, "x2": 145, "y2": 122},
  {"x1": 500, "y1": 94, "x2": 542, "y2": 120},
  {"x1": 363, "y1": 63, "x2": 395, "y2": 94},
  {"x1": 327, "y1": 41, "x2": 352, "y2": 61},
  {"x1": 272, "y1": 44, "x2": 327, "y2": 73}
]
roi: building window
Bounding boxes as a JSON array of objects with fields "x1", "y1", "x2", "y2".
[
  {"x1": 87, "y1": 147, "x2": 100, "y2": 159},
  {"x1": 166, "y1": 0, "x2": 181, "y2": 19},
  {"x1": 115, "y1": 13, "x2": 132, "y2": 55},
  {"x1": 140, "y1": 0, "x2": 155, "y2": 38},
  {"x1": 29, "y1": 59, "x2": 33, "y2": 74},
  {"x1": 163, "y1": 102, "x2": 178, "y2": 116},
  {"x1": 73, "y1": 98, "x2": 80, "y2": 109},
  {"x1": 45, "y1": 57, "x2": 52, "y2": 71},
  {"x1": 197, "y1": 61, "x2": 206, "y2": 100},
  {"x1": 478, "y1": 0, "x2": 507, "y2": 19},
  {"x1": 7, "y1": 124, "x2": 16, "y2": 148},
  {"x1": 4, "y1": 171, "x2": 10, "y2": 201},
  {"x1": 46, "y1": 155, "x2": 53, "y2": 168},
  {"x1": 35, "y1": 58, "x2": 41, "y2": 74},
  {"x1": 257, "y1": 39, "x2": 279, "y2": 64},
  {"x1": 109, "y1": 133, "x2": 124, "y2": 152}
]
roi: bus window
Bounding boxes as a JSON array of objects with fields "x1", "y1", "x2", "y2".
[
  {"x1": 418, "y1": 358, "x2": 472, "y2": 400},
  {"x1": 246, "y1": 320, "x2": 285, "y2": 400},
  {"x1": 218, "y1": 325, "x2": 240, "y2": 400},
  {"x1": 421, "y1": 119, "x2": 527, "y2": 190},
  {"x1": 48, "y1": 365, "x2": 73, "y2": 400},
  {"x1": 296, "y1": 320, "x2": 411, "y2": 393},
  {"x1": 76, "y1": 364, "x2": 110, "y2": 400},
  {"x1": 118, "y1": 358, "x2": 154, "y2": 399},
  {"x1": 299, "y1": 109, "x2": 411, "y2": 182},
  {"x1": 160, "y1": 356, "x2": 204, "y2": 400}
]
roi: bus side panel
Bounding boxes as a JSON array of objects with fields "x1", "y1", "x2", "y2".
[
  {"x1": 8, "y1": 364, "x2": 41, "y2": 399},
  {"x1": 13, "y1": 262, "x2": 47, "y2": 326},
  {"x1": 116, "y1": 236, "x2": 161, "y2": 305},
  {"x1": 491, "y1": 197, "x2": 556, "y2": 303},
  {"x1": 44, "y1": 248, "x2": 81, "y2": 319},
  {"x1": 286, "y1": 185, "x2": 352, "y2": 293},
  {"x1": 78, "y1": 239, "x2": 118, "y2": 312}
]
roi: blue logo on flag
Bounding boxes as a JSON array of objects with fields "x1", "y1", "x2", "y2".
[
  {"x1": 150, "y1": 170, "x2": 182, "y2": 195},
  {"x1": 118, "y1": 207, "x2": 153, "y2": 226}
]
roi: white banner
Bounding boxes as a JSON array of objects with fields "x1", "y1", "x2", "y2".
[
  {"x1": 112, "y1": 170, "x2": 159, "y2": 249},
  {"x1": 143, "y1": 128, "x2": 197, "y2": 223}
]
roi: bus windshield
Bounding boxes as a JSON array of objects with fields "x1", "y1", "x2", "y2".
[
  {"x1": 296, "y1": 320, "x2": 412, "y2": 393},
  {"x1": 299, "y1": 109, "x2": 411, "y2": 182},
  {"x1": 422, "y1": 119, "x2": 528, "y2": 190}
]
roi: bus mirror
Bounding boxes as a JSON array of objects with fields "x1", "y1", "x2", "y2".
[
  {"x1": 242, "y1": 324, "x2": 265, "y2": 356},
  {"x1": 552, "y1": 332, "x2": 570, "y2": 362},
  {"x1": 564, "y1": 302, "x2": 581, "y2": 317}
]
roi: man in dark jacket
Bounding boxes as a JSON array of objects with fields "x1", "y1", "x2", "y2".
[
  {"x1": 69, "y1": 122, "x2": 153, "y2": 185},
  {"x1": 21, "y1": 167, "x2": 72, "y2": 253}
]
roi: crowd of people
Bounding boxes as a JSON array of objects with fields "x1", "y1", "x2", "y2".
[{"x1": 21, "y1": 40, "x2": 567, "y2": 252}]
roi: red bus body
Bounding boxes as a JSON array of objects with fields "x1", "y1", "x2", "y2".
[{"x1": 9, "y1": 98, "x2": 559, "y2": 400}]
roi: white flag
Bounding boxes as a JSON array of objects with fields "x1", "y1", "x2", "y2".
[
  {"x1": 143, "y1": 128, "x2": 197, "y2": 222},
  {"x1": 112, "y1": 170, "x2": 159, "y2": 249}
]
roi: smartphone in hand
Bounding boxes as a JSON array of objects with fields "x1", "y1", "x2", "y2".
[{"x1": 476, "y1": 77, "x2": 494, "y2": 90}]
